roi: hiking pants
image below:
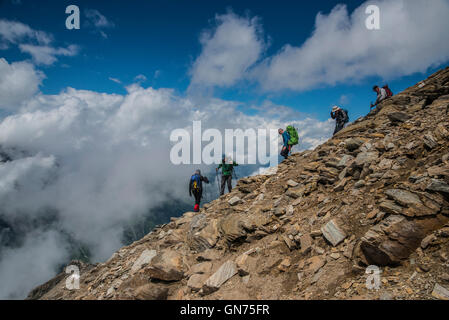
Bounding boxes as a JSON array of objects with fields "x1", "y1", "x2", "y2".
[
  {"x1": 280, "y1": 145, "x2": 291, "y2": 159},
  {"x1": 333, "y1": 121, "x2": 345, "y2": 136},
  {"x1": 192, "y1": 190, "x2": 202, "y2": 205},
  {"x1": 220, "y1": 175, "x2": 232, "y2": 195}
]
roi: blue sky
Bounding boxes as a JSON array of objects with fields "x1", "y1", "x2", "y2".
[{"x1": 2, "y1": 0, "x2": 448, "y2": 122}]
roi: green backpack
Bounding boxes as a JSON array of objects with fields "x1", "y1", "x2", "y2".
[{"x1": 286, "y1": 125, "x2": 299, "y2": 146}]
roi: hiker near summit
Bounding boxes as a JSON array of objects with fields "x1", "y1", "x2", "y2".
[
  {"x1": 216, "y1": 155, "x2": 238, "y2": 196},
  {"x1": 279, "y1": 126, "x2": 299, "y2": 159},
  {"x1": 330, "y1": 106, "x2": 349, "y2": 136},
  {"x1": 371, "y1": 85, "x2": 393, "y2": 109},
  {"x1": 189, "y1": 169, "x2": 209, "y2": 212}
]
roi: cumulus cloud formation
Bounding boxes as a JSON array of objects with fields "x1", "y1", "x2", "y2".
[
  {"x1": 252, "y1": 0, "x2": 449, "y2": 91},
  {"x1": 189, "y1": 12, "x2": 265, "y2": 89},
  {"x1": 0, "y1": 19, "x2": 52, "y2": 47},
  {"x1": 0, "y1": 57, "x2": 332, "y2": 298},
  {"x1": 19, "y1": 44, "x2": 79, "y2": 65},
  {"x1": 0, "y1": 58, "x2": 43, "y2": 110},
  {"x1": 190, "y1": 1, "x2": 449, "y2": 92},
  {"x1": 0, "y1": 19, "x2": 78, "y2": 65}
]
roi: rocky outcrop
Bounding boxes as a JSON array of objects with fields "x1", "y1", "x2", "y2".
[{"x1": 29, "y1": 67, "x2": 449, "y2": 300}]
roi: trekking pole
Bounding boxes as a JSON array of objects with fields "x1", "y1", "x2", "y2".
[
  {"x1": 203, "y1": 183, "x2": 208, "y2": 203},
  {"x1": 215, "y1": 170, "x2": 221, "y2": 195},
  {"x1": 232, "y1": 167, "x2": 238, "y2": 180}
]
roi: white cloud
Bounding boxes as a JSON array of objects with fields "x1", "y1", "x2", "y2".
[
  {"x1": 134, "y1": 74, "x2": 147, "y2": 83},
  {"x1": 85, "y1": 9, "x2": 114, "y2": 28},
  {"x1": 0, "y1": 19, "x2": 52, "y2": 47},
  {"x1": 19, "y1": 44, "x2": 79, "y2": 65},
  {"x1": 109, "y1": 77, "x2": 122, "y2": 84},
  {"x1": 251, "y1": 0, "x2": 449, "y2": 91},
  {"x1": 0, "y1": 19, "x2": 78, "y2": 65},
  {"x1": 0, "y1": 58, "x2": 44, "y2": 110},
  {"x1": 85, "y1": 9, "x2": 114, "y2": 38},
  {"x1": 189, "y1": 12, "x2": 265, "y2": 89},
  {"x1": 0, "y1": 58, "x2": 332, "y2": 298},
  {"x1": 0, "y1": 230, "x2": 70, "y2": 299}
]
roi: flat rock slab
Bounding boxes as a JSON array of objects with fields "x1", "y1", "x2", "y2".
[
  {"x1": 131, "y1": 249, "x2": 157, "y2": 274},
  {"x1": 426, "y1": 179, "x2": 449, "y2": 194},
  {"x1": 203, "y1": 260, "x2": 237, "y2": 294},
  {"x1": 387, "y1": 112, "x2": 411, "y2": 123},
  {"x1": 321, "y1": 219, "x2": 347, "y2": 246},
  {"x1": 385, "y1": 189, "x2": 422, "y2": 207},
  {"x1": 228, "y1": 196, "x2": 242, "y2": 206},
  {"x1": 187, "y1": 274, "x2": 209, "y2": 292},
  {"x1": 355, "y1": 152, "x2": 378, "y2": 167},
  {"x1": 432, "y1": 283, "x2": 449, "y2": 300}
]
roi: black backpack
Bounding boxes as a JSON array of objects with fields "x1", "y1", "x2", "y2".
[{"x1": 342, "y1": 109, "x2": 349, "y2": 123}]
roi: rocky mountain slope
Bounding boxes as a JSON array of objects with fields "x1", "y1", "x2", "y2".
[{"x1": 29, "y1": 68, "x2": 449, "y2": 300}]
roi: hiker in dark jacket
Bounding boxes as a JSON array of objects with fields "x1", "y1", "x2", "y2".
[
  {"x1": 216, "y1": 156, "x2": 238, "y2": 195},
  {"x1": 189, "y1": 169, "x2": 209, "y2": 212},
  {"x1": 331, "y1": 106, "x2": 349, "y2": 136},
  {"x1": 278, "y1": 128, "x2": 291, "y2": 159}
]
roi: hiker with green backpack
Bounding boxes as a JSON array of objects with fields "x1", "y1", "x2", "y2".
[
  {"x1": 331, "y1": 106, "x2": 349, "y2": 136},
  {"x1": 216, "y1": 155, "x2": 238, "y2": 196},
  {"x1": 279, "y1": 126, "x2": 299, "y2": 159}
]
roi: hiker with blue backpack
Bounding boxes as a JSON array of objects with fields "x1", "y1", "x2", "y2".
[
  {"x1": 279, "y1": 126, "x2": 299, "y2": 159},
  {"x1": 331, "y1": 106, "x2": 349, "y2": 136},
  {"x1": 189, "y1": 169, "x2": 209, "y2": 212}
]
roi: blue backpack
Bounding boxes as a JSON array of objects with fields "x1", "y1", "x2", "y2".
[{"x1": 191, "y1": 174, "x2": 201, "y2": 191}]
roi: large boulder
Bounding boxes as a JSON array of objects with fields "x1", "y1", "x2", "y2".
[
  {"x1": 356, "y1": 214, "x2": 449, "y2": 266},
  {"x1": 146, "y1": 250, "x2": 185, "y2": 281}
]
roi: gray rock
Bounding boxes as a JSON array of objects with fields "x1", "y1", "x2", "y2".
[
  {"x1": 345, "y1": 138, "x2": 364, "y2": 152},
  {"x1": 287, "y1": 179, "x2": 299, "y2": 187},
  {"x1": 228, "y1": 196, "x2": 242, "y2": 206},
  {"x1": 285, "y1": 189, "x2": 302, "y2": 199},
  {"x1": 379, "y1": 200, "x2": 403, "y2": 215},
  {"x1": 147, "y1": 250, "x2": 185, "y2": 281},
  {"x1": 421, "y1": 234, "x2": 437, "y2": 249},
  {"x1": 426, "y1": 179, "x2": 449, "y2": 194},
  {"x1": 187, "y1": 274, "x2": 208, "y2": 292},
  {"x1": 354, "y1": 180, "x2": 366, "y2": 189},
  {"x1": 131, "y1": 249, "x2": 157, "y2": 274},
  {"x1": 387, "y1": 112, "x2": 411, "y2": 123},
  {"x1": 423, "y1": 133, "x2": 438, "y2": 149},
  {"x1": 432, "y1": 283, "x2": 449, "y2": 300},
  {"x1": 337, "y1": 155, "x2": 354, "y2": 168},
  {"x1": 274, "y1": 207, "x2": 286, "y2": 216},
  {"x1": 321, "y1": 219, "x2": 347, "y2": 246},
  {"x1": 385, "y1": 189, "x2": 422, "y2": 207},
  {"x1": 203, "y1": 261, "x2": 237, "y2": 294},
  {"x1": 355, "y1": 152, "x2": 378, "y2": 167}
]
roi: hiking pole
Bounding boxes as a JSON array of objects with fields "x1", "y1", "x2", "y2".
[
  {"x1": 215, "y1": 170, "x2": 221, "y2": 195},
  {"x1": 232, "y1": 167, "x2": 238, "y2": 180}
]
